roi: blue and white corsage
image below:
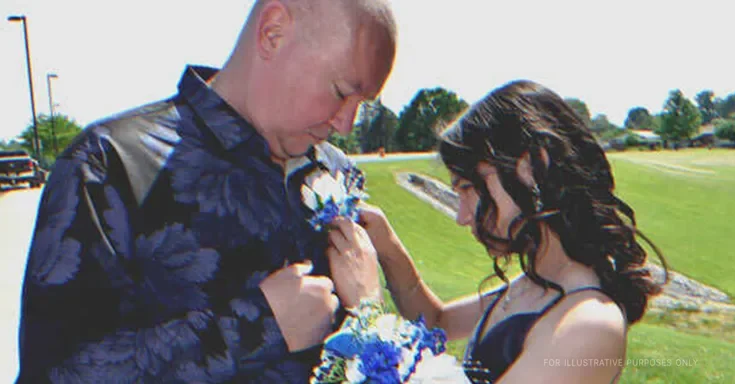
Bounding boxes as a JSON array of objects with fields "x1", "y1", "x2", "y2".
[
  {"x1": 311, "y1": 300, "x2": 470, "y2": 384},
  {"x1": 301, "y1": 165, "x2": 368, "y2": 231}
]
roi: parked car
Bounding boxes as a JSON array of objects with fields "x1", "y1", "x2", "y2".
[{"x1": 0, "y1": 150, "x2": 47, "y2": 189}]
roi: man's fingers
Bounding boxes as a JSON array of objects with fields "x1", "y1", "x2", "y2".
[
  {"x1": 329, "y1": 293, "x2": 339, "y2": 312},
  {"x1": 290, "y1": 260, "x2": 314, "y2": 276},
  {"x1": 307, "y1": 275, "x2": 335, "y2": 293}
]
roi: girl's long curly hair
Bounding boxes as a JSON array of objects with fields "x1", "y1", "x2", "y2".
[{"x1": 439, "y1": 80, "x2": 667, "y2": 324}]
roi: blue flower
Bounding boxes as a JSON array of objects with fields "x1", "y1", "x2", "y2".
[
  {"x1": 342, "y1": 165, "x2": 366, "y2": 192},
  {"x1": 301, "y1": 166, "x2": 367, "y2": 231},
  {"x1": 308, "y1": 198, "x2": 341, "y2": 231},
  {"x1": 324, "y1": 332, "x2": 362, "y2": 359},
  {"x1": 341, "y1": 196, "x2": 361, "y2": 222},
  {"x1": 413, "y1": 315, "x2": 448, "y2": 355},
  {"x1": 358, "y1": 339, "x2": 402, "y2": 384}
]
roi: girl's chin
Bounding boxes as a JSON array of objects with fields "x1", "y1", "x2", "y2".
[
  {"x1": 489, "y1": 249, "x2": 512, "y2": 259},
  {"x1": 481, "y1": 238, "x2": 513, "y2": 257}
]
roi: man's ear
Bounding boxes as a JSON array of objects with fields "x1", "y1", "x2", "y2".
[
  {"x1": 255, "y1": 0, "x2": 293, "y2": 59},
  {"x1": 516, "y1": 148, "x2": 550, "y2": 187}
]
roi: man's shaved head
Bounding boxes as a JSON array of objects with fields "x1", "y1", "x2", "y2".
[
  {"x1": 246, "y1": 0, "x2": 396, "y2": 51},
  {"x1": 213, "y1": 0, "x2": 397, "y2": 162}
]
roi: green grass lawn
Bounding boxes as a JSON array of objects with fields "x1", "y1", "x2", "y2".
[
  {"x1": 357, "y1": 148, "x2": 735, "y2": 383},
  {"x1": 621, "y1": 324, "x2": 735, "y2": 383},
  {"x1": 607, "y1": 149, "x2": 735, "y2": 298}
]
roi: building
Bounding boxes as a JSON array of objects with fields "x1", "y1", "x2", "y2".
[
  {"x1": 690, "y1": 124, "x2": 719, "y2": 147},
  {"x1": 607, "y1": 130, "x2": 662, "y2": 150}
]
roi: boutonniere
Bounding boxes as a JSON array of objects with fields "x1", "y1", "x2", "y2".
[{"x1": 301, "y1": 165, "x2": 368, "y2": 231}]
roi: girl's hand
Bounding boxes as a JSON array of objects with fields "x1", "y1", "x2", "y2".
[{"x1": 326, "y1": 216, "x2": 382, "y2": 308}]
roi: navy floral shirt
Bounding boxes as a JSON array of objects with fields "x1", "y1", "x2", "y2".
[{"x1": 17, "y1": 66, "x2": 352, "y2": 383}]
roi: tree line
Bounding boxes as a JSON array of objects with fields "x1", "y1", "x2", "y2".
[
  {"x1": 573, "y1": 89, "x2": 735, "y2": 145},
  {"x1": 0, "y1": 114, "x2": 83, "y2": 167},
  {"x1": 329, "y1": 88, "x2": 469, "y2": 154},
  {"x1": 3, "y1": 87, "x2": 735, "y2": 163},
  {"x1": 332, "y1": 87, "x2": 735, "y2": 154}
]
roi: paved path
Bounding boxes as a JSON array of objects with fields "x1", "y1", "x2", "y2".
[
  {"x1": 350, "y1": 152, "x2": 436, "y2": 163},
  {"x1": 0, "y1": 187, "x2": 43, "y2": 382}
]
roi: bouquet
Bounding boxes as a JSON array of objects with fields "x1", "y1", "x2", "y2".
[
  {"x1": 311, "y1": 300, "x2": 470, "y2": 384},
  {"x1": 302, "y1": 165, "x2": 470, "y2": 383},
  {"x1": 301, "y1": 165, "x2": 367, "y2": 231}
]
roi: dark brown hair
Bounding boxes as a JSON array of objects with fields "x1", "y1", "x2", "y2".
[{"x1": 439, "y1": 80, "x2": 667, "y2": 324}]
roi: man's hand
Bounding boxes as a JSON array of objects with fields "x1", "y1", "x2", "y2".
[
  {"x1": 326, "y1": 217, "x2": 382, "y2": 308},
  {"x1": 259, "y1": 261, "x2": 339, "y2": 352}
]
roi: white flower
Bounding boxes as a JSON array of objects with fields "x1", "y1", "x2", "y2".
[
  {"x1": 301, "y1": 184, "x2": 319, "y2": 211},
  {"x1": 344, "y1": 359, "x2": 365, "y2": 383},
  {"x1": 407, "y1": 350, "x2": 471, "y2": 384},
  {"x1": 375, "y1": 314, "x2": 400, "y2": 341},
  {"x1": 302, "y1": 170, "x2": 348, "y2": 210},
  {"x1": 398, "y1": 343, "x2": 420, "y2": 379}
]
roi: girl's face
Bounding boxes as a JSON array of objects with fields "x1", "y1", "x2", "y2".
[{"x1": 451, "y1": 163, "x2": 523, "y2": 254}]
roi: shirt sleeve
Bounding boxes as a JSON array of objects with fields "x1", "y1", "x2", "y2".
[
  {"x1": 17, "y1": 144, "x2": 125, "y2": 382},
  {"x1": 17, "y1": 133, "x2": 320, "y2": 383}
]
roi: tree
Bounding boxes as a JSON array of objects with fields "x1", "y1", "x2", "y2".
[
  {"x1": 588, "y1": 114, "x2": 623, "y2": 141},
  {"x1": 624, "y1": 107, "x2": 654, "y2": 130},
  {"x1": 715, "y1": 93, "x2": 735, "y2": 120},
  {"x1": 590, "y1": 114, "x2": 619, "y2": 132},
  {"x1": 714, "y1": 119, "x2": 735, "y2": 142},
  {"x1": 328, "y1": 125, "x2": 362, "y2": 154},
  {"x1": 394, "y1": 88, "x2": 468, "y2": 152},
  {"x1": 564, "y1": 98, "x2": 592, "y2": 128},
  {"x1": 695, "y1": 90, "x2": 718, "y2": 124},
  {"x1": 650, "y1": 114, "x2": 664, "y2": 132},
  {"x1": 0, "y1": 139, "x2": 24, "y2": 151},
  {"x1": 357, "y1": 99, "x2": 399, "y2": 153},
  {"x1": 656, "y1": 90, "x2": 701, "y2": 143},
  {"x1": 19, "y1": 114, "x2": 83, "y2": 166}
]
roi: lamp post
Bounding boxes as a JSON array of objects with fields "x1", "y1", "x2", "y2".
[
  {"x1": 8, "y1": 15, "x2": 41, "y2": 161},
  {"x1": 47, "y1": 73, "x2": 59, "y2": 156}
]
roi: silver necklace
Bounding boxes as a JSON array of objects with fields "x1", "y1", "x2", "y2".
[{"x1": 501, "y1": 278, "x2": 529, "y2": 311}]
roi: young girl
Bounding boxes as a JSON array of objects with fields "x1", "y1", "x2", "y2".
[{"x1": 326, "y1": 80, "x2": 666, "y2": 383}]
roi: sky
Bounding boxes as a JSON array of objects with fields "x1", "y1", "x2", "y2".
[{"x1": 1, "y1": 0, "x2": 734, "y2": 141}]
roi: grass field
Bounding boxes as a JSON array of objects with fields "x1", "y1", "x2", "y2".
[{"x1": 358, "y1": 148, "x2": 735, "y2": 383}]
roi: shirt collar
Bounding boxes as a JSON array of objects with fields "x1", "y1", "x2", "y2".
[
  {"x1": 177, "y1": 65, "x2": 268, "y2": 154},
  {"x1": 283, "y1": 142, "x2": 353, "y2": 179}
]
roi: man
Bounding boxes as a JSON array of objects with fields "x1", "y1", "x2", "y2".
[{"x1": 16, "y1": 0, "x2": 396, "y2": 382}]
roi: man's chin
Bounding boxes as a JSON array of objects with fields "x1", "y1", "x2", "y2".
[{"x1": 283, "y1": 143, "x2": 314, "y2": 159}]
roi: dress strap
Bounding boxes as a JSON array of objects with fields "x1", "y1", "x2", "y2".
[
  {"x1": 463, "y1": 287, "x2": 506, "y2": 361},
  {"x1": 537, "y1": 286, "x2": 610, "y2": 317}
]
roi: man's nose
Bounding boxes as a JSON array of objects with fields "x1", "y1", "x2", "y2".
[{"x1": 330, "y1": 99, "x2": 360, "y2": 136}]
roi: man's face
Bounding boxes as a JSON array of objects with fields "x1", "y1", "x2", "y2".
[{"x1": 260, "y1": 22, "x2": 395, "y2": 160}]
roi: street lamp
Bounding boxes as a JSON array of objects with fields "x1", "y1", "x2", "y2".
[
  {"x1": 47, "y1": 73, "x2": 59, "y2": 156},
  {"x1": 7, "y1": 15, "x2": 41, "y2": 161}
]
